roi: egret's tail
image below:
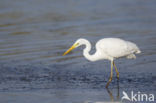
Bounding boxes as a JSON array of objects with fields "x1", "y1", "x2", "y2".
[
  {"x1": 136, "y1": 49, "x2": 141, "y2": 54},
  {"x1": 126, "y1": 41, "x2": 141, "y2": 54}
]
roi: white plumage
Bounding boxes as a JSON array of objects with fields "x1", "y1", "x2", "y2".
[
  {"x1": 63, "y1": 38, "x2": 141, "y2": 88},
  {"x1": 95, "y1": 38, "x2": 141, "y2": 60}
]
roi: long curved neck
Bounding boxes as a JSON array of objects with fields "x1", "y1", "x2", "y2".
[{"x1": 83, "y1": 40, "x2": 98, "y2": 62}]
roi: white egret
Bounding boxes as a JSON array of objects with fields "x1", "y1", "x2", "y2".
[{"x1": 63, "y1": 38, "x2": 141, "y2": 88}]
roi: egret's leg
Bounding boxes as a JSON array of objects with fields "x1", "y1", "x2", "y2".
[
  {"x1": 113, "y1": 61, "x2": 119, "y2": 79},
  {"x1": 106, "y1": 87, "x2": 114, "y2": 101},
  {"x1": 106, "y1": 61, "x2": 113, "y2": 88}
]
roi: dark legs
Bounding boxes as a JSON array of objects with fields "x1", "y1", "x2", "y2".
[
  {"x1": 106, "y1": 79, "x2": 120, "y2": 101},
  {"x1": 113, "y1": 61, "x2": 119, "y2": 79},
  {"x1": 106, "y1": 60, "x2": 119, "y2": 88},
  {"x1": 106, "y1": 61, "x2": 113, "y2": 88}
]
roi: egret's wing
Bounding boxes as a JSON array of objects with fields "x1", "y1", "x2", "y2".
[
  {"x1": 97, "y1": 38, "x2": 129, "y2": 58},
  {"x1": 126, "y1": 41, "x2": 141, "y2": 54}
]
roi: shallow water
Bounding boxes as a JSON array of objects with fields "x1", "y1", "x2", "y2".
[{"x1": 0, "y1": 0, "x2": 156, "y2": 103}]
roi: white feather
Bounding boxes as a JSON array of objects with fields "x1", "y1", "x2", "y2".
[{"x1": 74, "y1": 38, "x2": 141, "y2": 61}]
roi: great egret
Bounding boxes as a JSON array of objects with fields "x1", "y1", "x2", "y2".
[{"x1": 63, "y1": 38, "x2": 141, "y2": 88}]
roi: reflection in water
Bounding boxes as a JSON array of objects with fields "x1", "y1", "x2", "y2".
[
  {"x1": 85, "y1": 80, "x2": 120, "y2": 103},
  {"x1": 106, "y1": 88, "x2": 114, "y2": 101},
  {"x1": 106, "y1": 80, "x2": 120, "y2": 102}
]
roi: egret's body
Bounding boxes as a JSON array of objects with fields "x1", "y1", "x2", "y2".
[{"x1": 63, "y1": 38, "x2": 141, "y2": 88}]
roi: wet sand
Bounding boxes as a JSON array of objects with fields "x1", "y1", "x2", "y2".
[{"x1": 0, "y1": 0, "x2": 156, "y2": 103}]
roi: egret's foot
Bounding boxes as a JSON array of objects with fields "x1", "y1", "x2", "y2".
[{"x1": 106, "y1": 77, "x2": 112, "y2": 88}]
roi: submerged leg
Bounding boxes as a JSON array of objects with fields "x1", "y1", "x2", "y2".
[
  {"x1": 106, "y1": 61, "x2": 113, "y2": 88},
  {"x1": 113, "y1": 61, "x2": 119, "y2": 79},
  {"x1": 106, "y1": 87, "x2": 114, "y2": 101}
]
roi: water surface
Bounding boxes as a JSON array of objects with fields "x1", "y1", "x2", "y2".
[{"x1": 0, "y1": 0, "x2": 156, "y2": 103}]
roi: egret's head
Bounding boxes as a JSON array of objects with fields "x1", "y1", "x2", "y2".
[{"x1": 63, "y1": 38, "x2": 86, "y2": 56}]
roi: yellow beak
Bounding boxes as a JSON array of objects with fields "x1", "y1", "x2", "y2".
[{"x1": 63, "y1": 43, "x2": 77, "y2": 56}]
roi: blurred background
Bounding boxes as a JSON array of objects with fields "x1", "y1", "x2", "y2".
[{"x1": 0, "y1": 0, "x2": 156, "y2": 103}]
